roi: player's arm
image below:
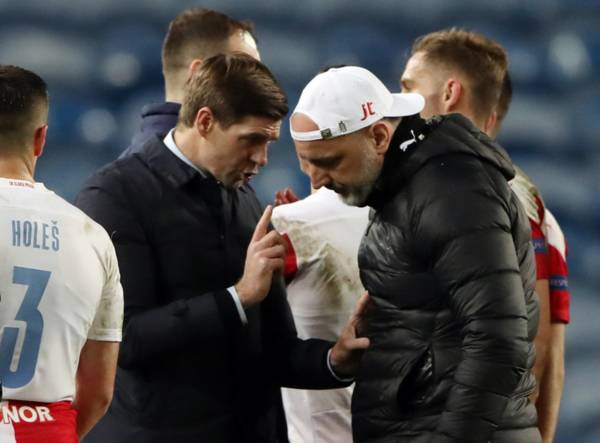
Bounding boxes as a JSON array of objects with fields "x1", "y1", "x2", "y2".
[
  {"x1": 532, "y1": 277, "x2": 562, "y2": 443},
  {"x1": 72, "y1": 226, "x2": 123, "y2": 438},
  {"x1": 531, "y1": 278, "x2": 551, "y2": 405},
  {"x1": 536, "y1": 210, "x2": 569, "y2": 443},
  {"x1": 537, "y1": 322, "x2": 565, "y2": 443},
  {"x1": 73, "y1": 339, "x2": 119, "y2": 439},
  {"x1": 528, "y1": 217, "x2": 552, "y2": 405}
]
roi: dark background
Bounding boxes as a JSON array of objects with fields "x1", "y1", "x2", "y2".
[{"x1": 1, "y1": 1, "x2": 598, "y2": 441}]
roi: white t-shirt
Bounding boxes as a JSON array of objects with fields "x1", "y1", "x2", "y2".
[
  {"x1": 0, "y1": 178, "x2": 123, "y2": 403},
  {"x1": 272, "y1": 188, "x2": 369, "y2": 443}
]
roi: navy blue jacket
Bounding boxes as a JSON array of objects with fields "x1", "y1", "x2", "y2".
[
  {"x1": 77, "y1": 136, "x2": 345, "y2": 442},
  {"x1": 120, "y1": 101, "x2": 180, "y2": 158}
]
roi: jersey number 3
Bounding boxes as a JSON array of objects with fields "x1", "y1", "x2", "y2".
[{"x1": 0, "y1": 267, "x2": 50, "y2": 388}]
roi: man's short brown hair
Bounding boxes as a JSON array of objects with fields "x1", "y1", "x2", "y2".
[
  {"x1": 162, "y1": 8, "x2": 255, "y2": 78},
  {"x1": 0, "y1": 65, "x2": 48, "y2": 151},
  {"x1": 411, "y1": 28, "x2": 508, "y2": 118},
  {"x1": 496, "y1": 71, "x2": 513, "y2": 124},
  {"x1": 179, "y1": 52, "x2": 288, "y2": 128}
]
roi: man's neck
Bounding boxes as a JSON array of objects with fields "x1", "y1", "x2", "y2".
[
  {"x1": 164, "y1": 93, "x2": 183, "y2": 104},
  {"x1": 172, "y1": 127, "x2": 216, "y2": 178},
  {"x1": 451, "y1": 106, "x2": 486, "y2": 133},
  {"x1": 164, "y1": 78, "x2": 186, "y2": 104},
  {"x1": 0, "y1": 156, "x2": 35, "y2": 183}
]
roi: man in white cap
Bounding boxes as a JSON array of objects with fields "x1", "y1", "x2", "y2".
[
  {"x1": 290, "y1": 66, "x2": 541, "y2": 443},
  {"x1": 272, "y1": 66, "x2": 371, "y2": 443}
]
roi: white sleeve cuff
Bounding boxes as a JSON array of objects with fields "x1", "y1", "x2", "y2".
[
  {"x1": 326, "y1": 348, "x2": 354, "y2": 382},
  {"x1": 227, "y1": 286, "x2": 248, "y2": 325}
]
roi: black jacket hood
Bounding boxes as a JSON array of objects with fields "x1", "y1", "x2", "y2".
[{"x1": 367, "y1": 113, "x2": 515, "y2": 209}]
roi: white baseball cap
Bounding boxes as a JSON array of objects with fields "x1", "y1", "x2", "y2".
[{"x1": 290, "y1": 66, "x2": 425, "y2": 141}]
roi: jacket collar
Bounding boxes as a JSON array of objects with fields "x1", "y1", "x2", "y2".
[
  {"x1": 366, "y1": 113, "x2": 515, "y2": 210},
  {"x1": 139, "y1": 134, "x2": 201, "y2": 188},
  {"x1": 128, "y1": 102, "x2": 181, "y2": 149},
  {"x1": 140, "y1": 102, "x2": 180, "y2": 124},
  {"x1": 137, "y1": 135, "x2": 249, "y2": 194},
  {"x1": 365, "y1": 115, "x2": 430, "y2": 209}
]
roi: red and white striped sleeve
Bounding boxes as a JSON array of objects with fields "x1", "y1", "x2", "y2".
[
  {"x1": 543, "y1": 209, "x2": 570, "y2": 324},
  {"x1": 510, "y1": 168, "x2": 550, "y2": 280}
]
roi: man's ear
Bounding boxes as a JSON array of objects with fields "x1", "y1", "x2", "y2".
[
  {"x1": 441, "y1": 78, "x2": 463, "y2": 114},
  {"x1": 369, "y1": 120, "x2": 393, "y2": 155},
  {"x1": 194, "y1": 107, "x2": 215, "y2": 136},
  {"x1": 33, "y1": 124, "x2": 48, "y2": 158},
  {"x1": 484, "y1": 110, "x2": 498, "y2": 137},
  {"x1": 187, "y1": 59, "x2": 203, "y2": 82}
]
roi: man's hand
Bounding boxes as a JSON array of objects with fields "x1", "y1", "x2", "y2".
[
  {"x1": 329, "y1": 292, "x2": 371, "y2": 378},
  {"x1": 235, "y1": 205, "x2": 286, "y2": 307},
  {"x1": 274, "y1": 187, "x2": 299, "y2": 206}
]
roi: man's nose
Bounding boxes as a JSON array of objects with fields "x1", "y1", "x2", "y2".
[
  {"x1": 251, "y1": 144, "x2": 268, "y2": 167},
  {"x1": 309, "y1": 167, "x2": 331, "y2": 189}
]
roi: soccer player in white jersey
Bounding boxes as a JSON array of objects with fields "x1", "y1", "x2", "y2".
[
  {"x1": 0, "y1": 65, "x2": 124, "y2": 442},
  {"x1": 273, "y1": 187, "x2": 369, "y2": 443}
]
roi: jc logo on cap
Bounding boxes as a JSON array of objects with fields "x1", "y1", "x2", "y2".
[{"x1": 360, "y1": 102, "x2": 375, "y2": 121}]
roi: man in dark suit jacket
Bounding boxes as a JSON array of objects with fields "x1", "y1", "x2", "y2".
[{"x1": 76, "y1": 53, "x2": 368, "y2": 442}]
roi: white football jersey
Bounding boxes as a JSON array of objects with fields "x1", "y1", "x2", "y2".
[
  {"x1": 273, "y1": 188, "x2": 369, "y2": 443},
  {"x1": 0, "y1": 178, "x2": 123, "y2": 403}
]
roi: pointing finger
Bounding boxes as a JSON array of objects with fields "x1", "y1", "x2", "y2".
[{"x1": 251, "y1": 205, "x2": 273, "y2": 243}]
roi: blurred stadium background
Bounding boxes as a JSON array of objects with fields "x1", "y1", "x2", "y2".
[{"x1": 1, "y1": 0, "x2": 598, "y2": 441}]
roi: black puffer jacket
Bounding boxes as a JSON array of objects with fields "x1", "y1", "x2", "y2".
[{"x1": 352, "y1": 114, "x2": 540, "y2": 443}]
